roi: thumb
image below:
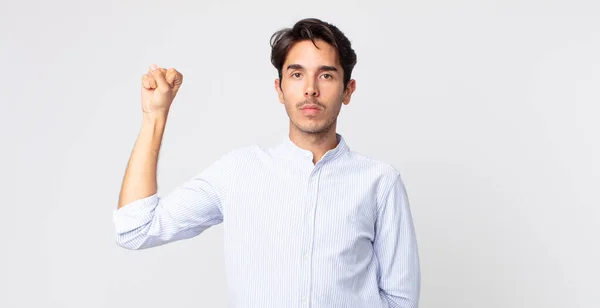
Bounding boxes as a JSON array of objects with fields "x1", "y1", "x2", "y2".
[{"x1": 149, "y1": 64, "x2": 169, "y2": 91}]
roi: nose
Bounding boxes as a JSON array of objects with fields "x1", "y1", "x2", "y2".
[{"x1": 304, "y1": 78, "x2": 319, "y2": 97}]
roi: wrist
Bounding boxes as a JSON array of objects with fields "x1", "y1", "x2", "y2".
[
  {"x1": 142, "y1": 110, "x2": 169, "y2": 123},
  {"x1": 141, "y1": 111, "x2": 169, "y2": 138}
]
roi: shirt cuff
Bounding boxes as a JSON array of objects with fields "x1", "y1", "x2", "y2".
[{"x1": 112, "y1": 193, "x2": 159, "y2": 234}]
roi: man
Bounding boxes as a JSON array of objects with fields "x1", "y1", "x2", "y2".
[{"x1": 113, "y1": 18, "x2": 420, "y2": 308}]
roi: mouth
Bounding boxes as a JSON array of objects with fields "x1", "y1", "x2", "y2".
[{"x1": 300, "y1": 104, "x2": 321, "y2": 115}]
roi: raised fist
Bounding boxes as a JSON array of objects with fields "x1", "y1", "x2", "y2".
[{"x1": 141, "y1": 64, "x2": 183, "y2": 114}]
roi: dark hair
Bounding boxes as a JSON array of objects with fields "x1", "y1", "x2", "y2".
[{"x1": 270, "y1": 18, "x2": 357, "y2": 89}]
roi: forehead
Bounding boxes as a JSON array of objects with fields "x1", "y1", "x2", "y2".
[{"x1": 284, "y1": 39, "x2": 340, "y2": 69}]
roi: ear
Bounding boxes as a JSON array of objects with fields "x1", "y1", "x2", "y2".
[
  {"x1": 274, "y1": 78, "x2": 284, "y2": 104},
  {"x1": 342, "y1": 79, "x2": 356, "y2": 105}
]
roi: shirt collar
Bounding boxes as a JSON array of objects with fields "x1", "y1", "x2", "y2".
[{"x1": 277, "y1": 133, "x2": 350, "y2": 163}]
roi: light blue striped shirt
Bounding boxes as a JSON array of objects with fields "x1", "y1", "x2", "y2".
[{"x1": 113, "y1": 133, "x2": 420, "y2": 307}]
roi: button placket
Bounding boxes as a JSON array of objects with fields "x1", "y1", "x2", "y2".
[
  {"x1": 302, "y1": 164, "x2": 321, "y2": 307},
  {"x1": 300, "y1": 166, "x2": 321, "y2": 308}
]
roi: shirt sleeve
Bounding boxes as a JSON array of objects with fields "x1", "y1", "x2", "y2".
[
  {"x1": 112, "y1": 151, "x2": 232, "y2": 250},
  {"x1": 374, "y1": 173, "x2": 421, "y2": 308}
]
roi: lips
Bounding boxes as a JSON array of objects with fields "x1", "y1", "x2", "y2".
[
  {"x1": 301, "y1": 105, "x2": 321, "y2": 115},
  {"x1": 300, "y1": 104, "x2": 320, "y2": 110}
]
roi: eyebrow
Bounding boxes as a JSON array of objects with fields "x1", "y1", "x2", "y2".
[{"x1": 286, "y1": 64, "x2": 338, "y2": 72}]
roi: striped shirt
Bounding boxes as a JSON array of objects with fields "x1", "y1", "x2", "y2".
[{"x1": 113, "y1": 133, "x2": 420, "y2": 308}]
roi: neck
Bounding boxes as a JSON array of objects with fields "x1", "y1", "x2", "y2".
[{"x1": 289, "y1": 123, "x2": 339, "y2": 164}]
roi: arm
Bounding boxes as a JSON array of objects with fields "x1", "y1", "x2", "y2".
[
  {"x1": 374, "y1": 173, "x2": 421, "y2": 308},
  {"x1": 113, "y1": 155, "x2": 229, "y2": 250},
  {"x1": 117, "y1": 64, "x2": 182, "y2": 209},
  {"x1": 117, "y1": 112, "x2": 167, "y2": 210},
  {"x1": 113, "y1": 64, "x2": 226, "y2": 250}
]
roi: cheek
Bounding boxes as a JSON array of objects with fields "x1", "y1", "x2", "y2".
[
  {"x1": 283, "y1": 80, "x2": 304, "y2": 94},
  {"x1": 321, "y1": 90, "x2": 344, "y2": 104},
  {"x1": 321, "y1": 82, "x2": 344, "y2": 95},
  {"x1": 281, "y1": 85, "x2": 305, "y2": 104}
]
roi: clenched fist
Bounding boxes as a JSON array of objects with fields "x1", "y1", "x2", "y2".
[{"x1": 141, "y1": 64, "x2": 183, "y2": 114}]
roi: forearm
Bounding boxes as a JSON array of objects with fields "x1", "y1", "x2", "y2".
[{"x1": 117, "y1": 112, "x2": 168, "y2": 209}]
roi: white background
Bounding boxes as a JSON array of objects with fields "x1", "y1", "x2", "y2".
[{"x1": 2, "y1": 0, "x2": 599, "y2": 307}]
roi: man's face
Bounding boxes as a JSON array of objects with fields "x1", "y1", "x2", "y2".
[{"x1": 275, "y1": 39, "x2": 356, "y2": 135}]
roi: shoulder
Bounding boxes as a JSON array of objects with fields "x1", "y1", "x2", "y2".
[
  {"x1": 207, "y1": 143, "x2": 273, "y2": 171},
  {"x1": 220, "y1": 144, "x2": 261, "y2": 160},
  {"x1": 345, "y1": 150, "x2": 402, "y2": 180},
  {"x1": 208, "y1": 142, "x2": 267, "y2": 162},
  {"x1": 195, "y1": 144, "x2": 261, "y2": 182},
  {"x1": 343, "y1": 149, "x2": 405, "y2": 201}
]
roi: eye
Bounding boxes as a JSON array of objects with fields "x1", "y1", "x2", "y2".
[
  {"x1": 321, "y1": 73, "x2": 333, "y2": 79},
  {"x1": 291, "y1": 72, "x2": 302, "y2": 78}
]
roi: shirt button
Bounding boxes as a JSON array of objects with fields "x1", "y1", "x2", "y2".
[{"x1": 303, "y1": 253, "x2": 309, "y2": 260}]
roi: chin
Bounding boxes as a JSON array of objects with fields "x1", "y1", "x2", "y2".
[
  {"x1": 293, "y1": 121, "x2": 331, "y2": 135},
  {"x1": 299, "y1": 128, "x2": 327, "y2": 134}
]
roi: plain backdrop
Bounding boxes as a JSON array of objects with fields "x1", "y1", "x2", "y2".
[{"x1": 2, "y1": 0, "x2": 599, "y2": 307}]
